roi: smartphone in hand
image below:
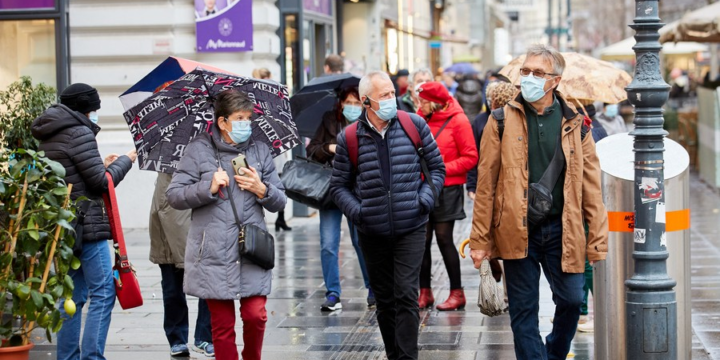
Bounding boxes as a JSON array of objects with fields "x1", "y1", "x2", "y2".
[{"x1": 232, "y1": 154, "x2": 249, "y2": 176}]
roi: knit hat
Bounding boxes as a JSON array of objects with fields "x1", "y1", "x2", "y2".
[
  {"x1": 60, "y1": 83, "x2": 101, "y2": 114},
  {"x1": 417, "y1": 81, "x2": 452, "y2": 105}
]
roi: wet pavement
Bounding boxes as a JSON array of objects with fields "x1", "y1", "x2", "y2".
[{"x1": 27, "y1": 174, "x2": 720, "y2": 359}]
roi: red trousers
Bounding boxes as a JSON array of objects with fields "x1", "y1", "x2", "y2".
[{"x1": 206, "y1": 296, "x2": 268, "y2": 360}]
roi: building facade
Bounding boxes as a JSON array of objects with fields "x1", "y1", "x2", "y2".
[{"x1": 0, "y1": 0, "x2": 69, "y2": 92}]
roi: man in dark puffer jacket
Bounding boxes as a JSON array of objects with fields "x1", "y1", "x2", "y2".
[
  {"x1": 31, "y1": 83, "x2": 136, "y2": 360},
  {"x1": 331, "y1": 71, "x2": 445, "y2": 360}
]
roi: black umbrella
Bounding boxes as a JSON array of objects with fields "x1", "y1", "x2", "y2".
[
  {"x1": 304, "y1": 73, "x2": 361, "y2": 91},
  {"x1": 124, "y1": 68, "x2": 299, "y2": 173},
  {"x1": 290, "y1": 73, "x2": 360, "y2": 138}
]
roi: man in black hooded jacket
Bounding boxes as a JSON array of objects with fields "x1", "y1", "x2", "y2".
[{"x1": 31, "y1": 83, "x2": 136, "y2": 360}]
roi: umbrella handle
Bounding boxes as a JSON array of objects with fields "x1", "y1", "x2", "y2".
[{"x1": 459, "y1": 238, "x2": 470, "y2": 259}]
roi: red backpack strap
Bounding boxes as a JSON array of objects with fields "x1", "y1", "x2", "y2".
[
  {"x1": 396, "y1": 110, "x2": 422, "y2": 151},
  {"x1": 346, "y1": 122, "x2": 359, "y2": 169},
  {"x1": 102, "y1": 173, "x2": 130, "y2": 270},
  {"x1": 395, "y1": 110, "x2": 439, "y2": 202}
]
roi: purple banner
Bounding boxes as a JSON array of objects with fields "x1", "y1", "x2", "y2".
[
  {"x1": 303, "y1": 0, "x2": 331, "y2": 16},
  {"x1": 0, "y1": 0, "x2": 55, "y2": 10},
  {"x1": 196, "y1": 0, "x2": 253, "y2": 53}
]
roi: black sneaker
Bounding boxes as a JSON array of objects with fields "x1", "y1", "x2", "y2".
[
  {"x1": 367, "y1": 288, "x2": 376, "y2": 308},
  {"x1": 321, "y1": 295, "x2": 342, "y2": 311}
]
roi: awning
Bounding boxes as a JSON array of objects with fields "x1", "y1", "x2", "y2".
[
  {"x1": 660, "y1": 2, "x2": 720, "y2": 43},
  {"x1": 600, "y1": 36, "x2": 707, "y2": 60}
]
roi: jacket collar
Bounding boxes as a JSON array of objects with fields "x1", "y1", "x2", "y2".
[{"x1": 508, "y1": 91, "x2": 580, "y2": 122}]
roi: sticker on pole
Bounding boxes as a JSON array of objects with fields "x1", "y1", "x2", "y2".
[
  {"x1": 661, "y1": 232, "x2": 667, "y2": 248},
  {"x1": 634, "y1": 228, "x2": 646, "y2": 244},
  {"x1": 656, "y1": 202, "x2": 666, "y2": 223},
  {"x1": 639, "y1": 177, "x2": 662, "y2": 203}
]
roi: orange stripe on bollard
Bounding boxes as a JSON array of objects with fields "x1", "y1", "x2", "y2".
[
  {"x1": 666, "y1": 209, "x2": 691, "y2": 232},
  {"x1": 608, "y1": 210, "x2": 690, "y2": 232},
  {"x1": 608, "y1": 212, "x2": 635, "y2": 232}
]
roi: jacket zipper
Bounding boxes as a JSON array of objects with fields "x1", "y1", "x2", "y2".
[{"x1": 384, "y1": 130, "x2": 395, "y2": 238}]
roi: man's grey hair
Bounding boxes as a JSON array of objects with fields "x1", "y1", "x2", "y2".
[
  {"x1": 410, "y1": 68, "x2": 433, "y2": 87},
  {"x1": 525, "y1": 44, "x2": 565, "y2": 76},
  {"x1": 359, "y1": 71, "x2": 391, "y2": 99}
]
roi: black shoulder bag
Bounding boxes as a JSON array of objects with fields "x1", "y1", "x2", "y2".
[
  {"x1": 526, "y1": 132, "x2": 565, "y2": 229},
  {"x1": 212, "y1": 141, "x2": 275, "y2": 270}
]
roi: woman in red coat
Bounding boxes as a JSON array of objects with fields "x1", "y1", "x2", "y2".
[{"x1": 415, "y1": 81, "x2": 478, "y2": 310}]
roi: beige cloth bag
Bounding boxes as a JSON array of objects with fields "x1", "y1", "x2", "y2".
[{"x1": 477, "y1": 259, "x2": 507, "y2": 317}]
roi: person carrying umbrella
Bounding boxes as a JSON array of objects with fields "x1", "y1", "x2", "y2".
[
  {"x1": 414, "y1": 81, "x2": 477, "y2": 311},
  {"x1": 467, "y1": 45, "x2": 608, "y2": 360},
  {"x1": 306, "y1": 86, "x2": 374, "y2": 311},
  {"x1": 167, "y1": 90, "x2": 287, "y2": 360}
]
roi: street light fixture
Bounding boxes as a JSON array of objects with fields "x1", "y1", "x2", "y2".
[{"x1": 625, "y1": 0, "x2": 677, "y2": 358}]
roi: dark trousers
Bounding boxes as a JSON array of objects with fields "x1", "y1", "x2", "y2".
[
  {"x1": 358, "y1": 226, "x2": 426, "y2": 360},
  {"x1": 503, "y1": 219, "x2": 584, "y2": 360},
  {"x1": 159, "y1": 264, "x2": 212, "y2": 346}
]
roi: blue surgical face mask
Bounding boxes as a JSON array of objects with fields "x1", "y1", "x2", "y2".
[
  {"x1": 228, "y1": 120, "x2": 252, "y2": 144},
  {"x1": 368, "y1": 97, "x2": 397, "y2": 122},
  {"x1": 88, "y1": 111, "x2": 99, "y2": 124},
  {"x1": 520, "y1": 75, "x2": 551, "y2": 103},
  {"x1": 604, "y1": 104, "x2": 619, "y2": 118},
  {"x1": 342, "y1": 105, "x2": 362, "y2": 122}
]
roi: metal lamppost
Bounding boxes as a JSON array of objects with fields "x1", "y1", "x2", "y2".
[{"x1": 625, "y1": 0, "x2": 677, "y2": 358}]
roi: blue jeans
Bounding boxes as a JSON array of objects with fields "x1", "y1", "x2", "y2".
[
  {"x1": 57, "y1": 240, "x2": 116, "y2": 360},
  {"x1": 319, "y1": 208, "x2": 370, "y2": 297},
  {"x1": 159, "y1": 264, "x2": 212, "y2": 346},
  {"x1": 503, "y1": 219, "x2": 585, "y2": 360}
]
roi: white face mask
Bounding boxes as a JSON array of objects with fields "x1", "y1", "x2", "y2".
[{"x1": 88, "y1": 111, "x2": 99, "y2": 124}]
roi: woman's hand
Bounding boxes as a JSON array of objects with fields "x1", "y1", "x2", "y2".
[
  {"x1": 126, "y1": 149, "x2": 138, "y2": 163},
  {"x1": 328, "y1": 144, "x2": 337, "y2": 154},
  {"x1": 235, "y1": 166, "x2": 267, "y2": 199},
  {"x1": 210, "y1": 167, "x2": 230, "y2": 194},
  {"x1": 104, "y1": 154, "x2": 119, "y2": 168}
]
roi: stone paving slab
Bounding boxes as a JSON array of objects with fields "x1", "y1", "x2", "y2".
[{"x1": 26, "y1": 174, "x2": 720, "y2": 359}]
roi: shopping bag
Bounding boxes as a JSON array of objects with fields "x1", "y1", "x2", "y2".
[{"x1": 477, "y1": 259, "x2": 507, "y2": 317}]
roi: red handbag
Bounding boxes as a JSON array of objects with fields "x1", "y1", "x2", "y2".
[{"x1": 103, "y1": 173, "x2": 143, "y2": 310}]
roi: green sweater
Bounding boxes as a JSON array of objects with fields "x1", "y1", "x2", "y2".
[{"x1": 524, "y1": 98, "x2": 565, "y2": 217}]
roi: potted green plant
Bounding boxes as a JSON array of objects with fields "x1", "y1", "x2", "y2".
[
  {"x1": 0, "y1": 149, "x2": 78, "y2": 359},
  {"x1": 0, "y1": 78, "x2": 77, "y2": 359},
  {"x1": 0, "y1": 76, "x2": 56, "y2": 152}
]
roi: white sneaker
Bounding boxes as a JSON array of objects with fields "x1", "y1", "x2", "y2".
[{"x1": 577, "y1": 319, "x2": 594, "y2": 333}]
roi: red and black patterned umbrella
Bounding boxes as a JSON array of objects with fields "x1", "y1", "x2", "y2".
[{"x1": 124, "y1": 68, "x2": 299, "y2": 173}]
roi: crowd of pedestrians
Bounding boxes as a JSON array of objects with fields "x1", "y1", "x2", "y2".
[{"x1": 30, "y1": 43, "x2": 620, "y2": 360}]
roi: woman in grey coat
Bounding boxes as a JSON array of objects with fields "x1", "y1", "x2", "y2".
[{"x1": 167, "y1": 90, "x2": 287, "y2": 360}]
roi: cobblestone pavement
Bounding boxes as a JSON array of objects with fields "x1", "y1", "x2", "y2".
[{"x1": 27, "y1": 175, "x2": 720, "y2": 359}]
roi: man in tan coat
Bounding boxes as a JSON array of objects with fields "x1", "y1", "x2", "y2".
[{"x1": 468, "y1": 44, "x2": 608, "y2": 360}]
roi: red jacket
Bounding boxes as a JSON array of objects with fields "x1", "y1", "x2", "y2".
[{"x1": 418, "y1": 99, "x2": 478, "y2": 187}]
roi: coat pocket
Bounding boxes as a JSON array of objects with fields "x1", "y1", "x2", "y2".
[
  {"x1": 196, "y1": 231, "x2": 207, "y2": 263},
  {"x1": 492, "y1": 193, "x2": 504, "y2": 228}
]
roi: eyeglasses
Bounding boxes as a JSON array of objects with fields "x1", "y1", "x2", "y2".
[{"x1": 519, "y1": 68, "x2": 557, "y2": 79}]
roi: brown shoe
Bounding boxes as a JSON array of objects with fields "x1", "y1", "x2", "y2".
[
  {"x1": 436, "y1": 289, "x2": 466, "y2": 311},
  {"x1": 418, "y1": 288, "x2": 435, "y2": 309}
]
